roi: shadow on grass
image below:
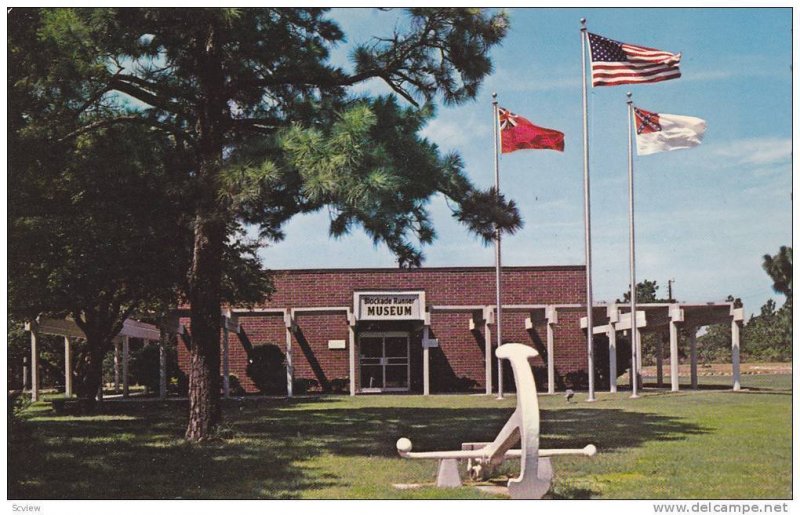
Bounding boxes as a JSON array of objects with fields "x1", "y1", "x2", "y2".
[{"x1": 10, "y1": 398, "x2": 706, "y2": 500}]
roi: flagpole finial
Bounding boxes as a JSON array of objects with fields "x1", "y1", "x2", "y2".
[
  {"x1": 626, "y1": 91, "x2": 633, "y2": 105},
  {"x1": 580, "y1": 18, "x2": 586, "y2": 30},
  {"x1": 492, "y1": 91, "x2": 497, "y2": 105}
]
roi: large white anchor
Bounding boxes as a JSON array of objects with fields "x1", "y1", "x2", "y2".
[{"x1": 396, "y1": 343, "x2": 596, "y2": 499}]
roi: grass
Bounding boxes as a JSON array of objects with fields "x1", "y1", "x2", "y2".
[{"x1": 9, "y1": 374, "x2": 791, "y2": 500}]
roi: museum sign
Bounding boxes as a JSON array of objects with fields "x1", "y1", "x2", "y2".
[{"x1": 354, "y1": 291, "x2": 425, "y2": 321}]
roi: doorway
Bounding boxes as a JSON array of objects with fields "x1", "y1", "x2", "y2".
[{"x1": 359, "y1": 332, "x2": 410, "y2": 393}]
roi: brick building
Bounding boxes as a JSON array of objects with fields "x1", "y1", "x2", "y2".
[{"x1": 176, "y1": 265, "x2": 589, "y2": 395}]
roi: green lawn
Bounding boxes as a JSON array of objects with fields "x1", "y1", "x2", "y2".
[{"x1": 9, "y1": 374, "x2": 791, "y2": 499}]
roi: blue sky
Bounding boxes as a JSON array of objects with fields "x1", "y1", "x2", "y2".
[{"x1": 258, "y1": 8, "x2": 792, "y2": 317}]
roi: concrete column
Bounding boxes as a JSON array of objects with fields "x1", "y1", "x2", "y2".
[
  {"x1": 114, "y1": 341, "x2": 121, "y2": 394},
  {"x1": 23, "y1": 354, "x2": 29, "y2": 391},
  {"x1": 64, "y1": 336, "x2": 72, "y2": 397},
  {"x1": 222, "y1": 325, "x2": 230, "y2": 399},
  {"x1": 656, "y1": 332, "x2": 664, "y2": 387},
  {"x1": 159, "y1": 330, "x2": 168, "y2": 400},
  {"x1": 608, "y1": 327, "x2": 617, "y2": 393},
  {"x1": 484, "y1": 308, "x2": 493, "y2": 395},
  {"x1": 423, "y1": 326, "x2": 431, "y2": 396},
  {"x1": 122, "y1": 335, "x2": 130, "y2": 398},
  {"x1": 30, "y1": 325, "x2": 39, "y2": 402},
  {"x1": 669, "y1": 321, "x2": 680, "y2": 392},
  {"x1": 497, "y1": 355, "x2": 504, "y2": 399},
  {"x1": 285, "y1": 311, "x2": 293, "y2": 398},
  {"x1": 635, "y1": 328, "x2": 643, "y2": 388},
  {"x1": 689, "y1": 327, "x2": 698, "y2": 390},
  {"x1": 546, "y1": 321, "x2": 555, "y2": 394},
  {"x1": 731, "y1": 319, "x2": 741, "y2": 391},
  {"x1": 348, "y1": 313, "x2": 356, "y2": 396}
]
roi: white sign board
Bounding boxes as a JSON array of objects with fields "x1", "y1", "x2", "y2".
[
  {"x1": 328, "y1": 339, "x2": 346, "y2": 350},
  {"x1": 354, "y1": 291, "x2": 425, "y2": 321}
]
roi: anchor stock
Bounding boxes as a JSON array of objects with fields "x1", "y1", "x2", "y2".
[{"x1": 396, "y1": 343, "x2": 598, "y2": 499}]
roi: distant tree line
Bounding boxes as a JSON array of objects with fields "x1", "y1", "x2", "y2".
[{"x1": 618, "y1": 246, "x2": 792, "y2": 366}]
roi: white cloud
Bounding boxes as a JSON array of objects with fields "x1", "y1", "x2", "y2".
[
  {"x1": 681, "y1": 69, "x2": 737, "y2": 82},
  {"x1": 707, "y1": 137, "x2": 791, "y2": 167},
  {"x1": 420, "y1": 114, "x2": 485, "y2": 151},
  {"x1": 484, "y1": 68, "x2": 580, "y2": 93}
]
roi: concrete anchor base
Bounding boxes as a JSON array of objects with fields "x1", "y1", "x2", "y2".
[{"x1": 436, "y1": 459, "x2": 462, "y2": 488}]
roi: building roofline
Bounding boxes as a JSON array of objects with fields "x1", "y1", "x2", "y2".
[{"x1": 272, "y1": 265, "x2": 586, "y2": 275}]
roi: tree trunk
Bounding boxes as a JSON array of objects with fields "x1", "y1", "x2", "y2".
[
  {"x1": 185, "y1": 215, "x2": 225, "y2": 440},
  {"x1": 73, "y1": 339, "x2": 107, "y2": 410},
  {"x1": 73, "y1": 318, "x2": 116, "y2": 412},
  {"x1": 69, "y1": 301, "x2": 129, "y2": 412},
  {"x1": 185, "y1": 20, "x2": 226, "y2": 441}
]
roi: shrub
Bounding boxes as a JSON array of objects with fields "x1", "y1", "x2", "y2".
[
  {"x1": 246, "y1": 344, "x2": 287, "y2": 394},
  {"x1": 129, "y1": 342, "x2": 182, "y2": 395},
  {"x1": 225, "y1": 374, "x2": 246, "y2": 396},
  {"x1": 8, "y1": 391, "x2": 32, "y2": 443},
  {"x1": 292, "y1": 378, "x2": 319, "y2": 395},
  {"x1": 129, "y1": 344, "x2": 160, "y2": 393},
  {"x1": 329, "y1": 378, "x2": 349, "y2": 394}
]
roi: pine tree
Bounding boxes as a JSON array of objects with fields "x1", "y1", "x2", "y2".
[{"x1": 11, "y1": 8, "x2": 520, "y2": 439}]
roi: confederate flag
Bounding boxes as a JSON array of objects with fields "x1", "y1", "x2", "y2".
[{"x1": 498, "y1": 107, "x2": 564, "y2": 153}]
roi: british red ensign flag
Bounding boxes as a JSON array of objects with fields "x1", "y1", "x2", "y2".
[
  {"x1": 588, "y1": 32, "x2": 681, "y2": 87},
  {"x1": 498, "y1": 107, "x2": 564, "y2": 153}
]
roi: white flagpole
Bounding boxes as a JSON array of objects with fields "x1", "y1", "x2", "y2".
[
  {"x1": 580, "y1": 19, "x2": 596, "y2": 402},
  {"x1": 626, "y1": 92, "x2": 640, "y2": 399},
  {"x1": 492, "y1": 93, "x2": 504, "y2": 399}
]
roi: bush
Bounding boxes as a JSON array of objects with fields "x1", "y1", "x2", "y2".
[
  {"x1": 128, "y1": 342, "x2": 182, "y2": 395},
  {"x1": 329, "y1": 378, "x2": 349, "y2": 394},
  {"x1": 292, "y1": 378, "x2": 319, "y2": 395},
  {"x1": 225, "y1": 374, "x2": 246, "y2": 396},
  {"x1": 246, "y1": 344, "x2": 287, "y2": 394},
  {"x1": 129, "y1": 344, "x2": 160, "y2": 393},
  {"x1": 8, "y1": 391, "x2": 32, "y2": 442}
]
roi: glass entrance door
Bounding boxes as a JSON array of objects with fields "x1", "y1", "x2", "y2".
[{"x1": 359, "y1": 332, "x2": 410, "y2": 393}]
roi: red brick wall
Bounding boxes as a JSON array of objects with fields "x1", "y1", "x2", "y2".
[{"x1": 177, "y1": 266, "x2": 588, "y2": 394}]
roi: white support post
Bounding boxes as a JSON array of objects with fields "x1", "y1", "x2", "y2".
[
  {"x1": 285, "y1": 311, "x2": 294, "y2": 398},
  {"x1": 497, "y1": 354, "x2": 504, "y2": 399},
  {"x1": 669, "y1": 306, "x2": 684, "y2": 393},
  {"x1": 731, "y1": 317, "x2": 742, "y2": 392},
  {"x1": 546, "y1": 307, "x2": 557, "y2": 395},
  {"x1": 635, "y1": 328, "x2": 643, "y2": 388},
  {"x1": 423, "y1": 325, "x2": 431, "y2": 396},
  {"x1": 689, "y1": 327, "x2": 698, "y2": 390},
  {"x1": 23, "y1": 354, "x2": 29, "y2": 391},
  {"x1": 222, "y1": 325, "x2": 230, "y2": 399},
  {"x1": 669, "y1": 322, "x2": 680, "y2": 392},
  {"x1": 64, "y1": 336, "x2": 72, "y2": 397},
  {"x1": 30, "y1": 325, "x2": 39, "y2": 402},
  {"x1": 484, "y1": 308, "x2": 493, "y2": 395},
  {"x1": 159, "y1": 329, "x2": 168, "y2": 400},
  {"x1": 608, "y1": 327, "x2": 617, "y2": 393},
  {"x1": 348, "y1": 311, "x2": 356, "y2": 396},
  {"x1": 114, "y1": 341, "x2": 121, "y2": 394},
  {"x1": 122, "y1": 335, "x2": 130, "y2": 398},
  {"x1": 656, "y1": 333, "x2": 664, "y2": 387}
]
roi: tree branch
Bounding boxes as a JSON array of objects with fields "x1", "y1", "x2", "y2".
[
  {"x1": 56, "y1": 115, "x2": 183, "y2": 143},
  {"x1": 108, "y1": 77, "x2": 189, "y2": 117}
]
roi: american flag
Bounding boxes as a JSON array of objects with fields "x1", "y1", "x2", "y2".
[{"x1": 588, "y1": 32, "x2": 681, "y2": 87}]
